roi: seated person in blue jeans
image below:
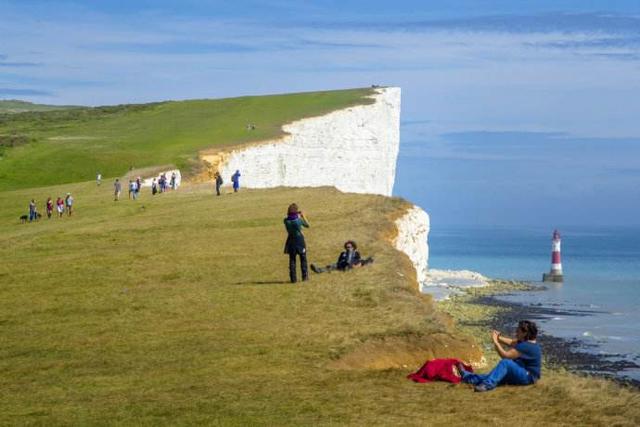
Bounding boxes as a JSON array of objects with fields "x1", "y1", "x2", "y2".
[
  {"x1": 310, "y1": 240, "x2": 373, "y2": 273},
  {"x1": 459, "y1": 320, "x2": 541, "y2": 392}
]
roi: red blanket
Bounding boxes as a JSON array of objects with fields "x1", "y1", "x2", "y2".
[{"x1": 407, "y1": 358, "x2": 473, "y2": 384}]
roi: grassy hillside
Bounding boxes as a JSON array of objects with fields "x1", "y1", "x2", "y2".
[
  {"x1": 1, "y1": 87, "x2": 638, "y2": 424},
  {"x1": 0, "y1": 99, "x2": 80, "y2": 114},
  {"x1": 1, "y1": 183, "x2": 638, "y2": 425},
  {"x1": 0, "y1": 88, "x2": 374, "y2": 191}
]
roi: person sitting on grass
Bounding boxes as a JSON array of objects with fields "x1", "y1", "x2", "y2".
[
  {"x1": 458, "y1": 320, "x2": 541, "y2": 392},
  {"x1": 310, "y1": 240, "x2": 374, "y2": 273}
]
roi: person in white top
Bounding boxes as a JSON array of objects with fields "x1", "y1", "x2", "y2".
[{"x1": 131, "y1": 180, "x2": 139, "y2": 200}]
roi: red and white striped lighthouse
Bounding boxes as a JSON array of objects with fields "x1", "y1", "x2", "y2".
[{"x1": 543, "y1": 229, "x2": 564, "y2": 282}]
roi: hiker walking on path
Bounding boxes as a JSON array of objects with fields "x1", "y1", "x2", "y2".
[
  {"x1": 96, "y1": 172, "x2": 102, "y2": 186},
  {"x1": 114, "y1": 179, "x2": 122, "y2": 201},
  {"x1": 458, "y1": 320, "x2": 541, "y2": 392},
  {"x1": 214, "y1": 172, "x2": 223, "y2": 196},
  {"x1": 136, "y1": 177, "x2": 142, "y2": 196},
  {"x1": 65, "y1": 193, "x2": 74, "y2": 216},
  {"x1": 46, "y1": 197, "x2": 53, "y2": 219},
  {"x1": 130, "y1": 180, "x2": 139, "y2": 200},
  {"x1": 152, "y1": 178, "x2": 158, "y2": 195},
  {"x1": 231, "y1": 170, "x2": 241, "y2": 193},
  {"x1": 56, "y1": 197, "x2": 64, "y2": 217},
  {"x1": 159, "y1": 174, "x2": 167, "y2": 193},
  {"x1": 283, "y1": 203, "x2": 309, "y2": 283},
  {"x1": 29, "y1": 199, "x2": 37, "y2": 222},
  {"x1": 170, "y1": 172, "x2": 177, "y2": 190}
]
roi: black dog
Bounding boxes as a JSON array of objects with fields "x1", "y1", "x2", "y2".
[{"x1": 20, "y1": 212, "x2": 41, "y2": 223}]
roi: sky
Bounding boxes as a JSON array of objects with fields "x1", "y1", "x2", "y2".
[{"x1": 1, "y1": 0, "x2": 640, "y2": 226}]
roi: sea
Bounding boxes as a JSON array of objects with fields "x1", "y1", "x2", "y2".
[{"x1": 427, "y1": 226, "x2": 640, "y2": 381}]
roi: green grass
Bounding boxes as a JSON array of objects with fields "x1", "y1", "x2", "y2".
[
  {"x1": 1, "y1": 183, "x2": 638, "y2": 426},
  {"x1": 1, "y1": 87, "x2": 638, "y2": 425},
  {"x1": 0, "y1": 88, "x2": 374, "y2": 191}
]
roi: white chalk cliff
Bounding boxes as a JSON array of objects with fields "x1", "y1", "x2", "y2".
[
  {"x1": 394, "y1": 206, "x2": 430, "y2": 285},
  {"x1": 206, "y1": 87, "x2": 400, "y2": 196},
  {"x1": 201, "y1": 87, "x2": 431, "y2": 288}
]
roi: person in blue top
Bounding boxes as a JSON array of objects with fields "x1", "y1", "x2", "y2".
[
  {"x1": 28, "y1": 199, "x2": 37, "y2": 222},
  {"x1": 459, "y1": 320, "x2": 542, "y2": 392},
  {"x1": 283, "y1": 203, "x2": 309, "y2": 283},
  {"x1": 231, "y1": 170, "x2": 241, "y2": 193}
]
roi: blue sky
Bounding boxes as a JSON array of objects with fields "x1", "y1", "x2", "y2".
[{"x1": 1, "y1": 1, "x2": 640, "y2": 226}]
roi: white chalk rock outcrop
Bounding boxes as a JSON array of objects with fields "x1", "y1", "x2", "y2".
[
  {"x1": 394, "y1": 206, "x2": 430, "y2": 285},
  {"x1": 211, "y1": 87, "x2": 400, "y2": 196},
  {"x1": 423, "y1": 269, "x2": 489, "y2": 301}
]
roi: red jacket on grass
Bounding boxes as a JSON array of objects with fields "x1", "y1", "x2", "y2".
[{"x1": 407, "y1": 358, "x2": 473, "y2": 384}]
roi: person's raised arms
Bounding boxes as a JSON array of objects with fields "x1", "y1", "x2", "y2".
[{"x1": 492, "y1": 330, "x2": 521, "y2": 359}]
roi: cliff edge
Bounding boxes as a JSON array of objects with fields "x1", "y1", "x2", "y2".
[
  {"x1": 200, "y1": 87, "x2": 430, "y2": 290},
  {"x1": 202, "y1": 87, "x2": 401, "y2": 197}
]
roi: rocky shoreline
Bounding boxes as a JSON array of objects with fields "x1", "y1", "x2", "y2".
[{"x1": 464, "y1": 287, "x2": 640, "y2": 388}]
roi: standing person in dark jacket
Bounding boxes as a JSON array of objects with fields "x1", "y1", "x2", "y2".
[
  {"x1": 311, "y1": 240, "x2": 374, "y2": 273},
  {"x1": 214, "y1": 172, "x2": 223, "y2": 196},
  {"x1": 283, "y1": 203, "x2": 309, "y2": 283},
  {"x1": 159, "y1": 174, "x2": 166, "y2": 193}
]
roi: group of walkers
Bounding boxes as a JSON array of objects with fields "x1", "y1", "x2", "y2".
[
  {"x1": 113, "y1": 172, "x2": 179, "y2": 201},
  {"x1": 24, "y1": 194, "x2": 73, "y2": 222},
  {"x1": 151, "y1": 172, "x2": 178, "y2": 195}
]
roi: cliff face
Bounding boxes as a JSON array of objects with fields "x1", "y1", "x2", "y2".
[
  {"x1": 394, "y1": 206, "x2": 430, "y2": 286},
  {"x1": 205, "y1": 87, "x2": 400, "y2": 196},
  {"x1": 200, "y1": 86, "x2": 430, "y2": 288}
]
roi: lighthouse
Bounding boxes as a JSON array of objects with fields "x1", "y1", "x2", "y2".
[{"x1": 542, "y1": 229, "x2": 563, "y2": 282}]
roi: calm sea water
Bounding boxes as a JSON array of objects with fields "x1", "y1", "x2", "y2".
[{"x1": 429, "y1": 226, "x2": 640, "y2": 380}]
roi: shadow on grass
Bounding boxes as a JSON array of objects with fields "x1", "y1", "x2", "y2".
[{"x1": 234, "y1": 280, "x2": 291, "y2": 285}]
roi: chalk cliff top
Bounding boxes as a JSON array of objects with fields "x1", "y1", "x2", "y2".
[
  {"x1": 0, "y1": 87, "x2": 380, "y2": 191},
  {"x1": 208, "y1": 87, "x2": 401, "y2": 196}
]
